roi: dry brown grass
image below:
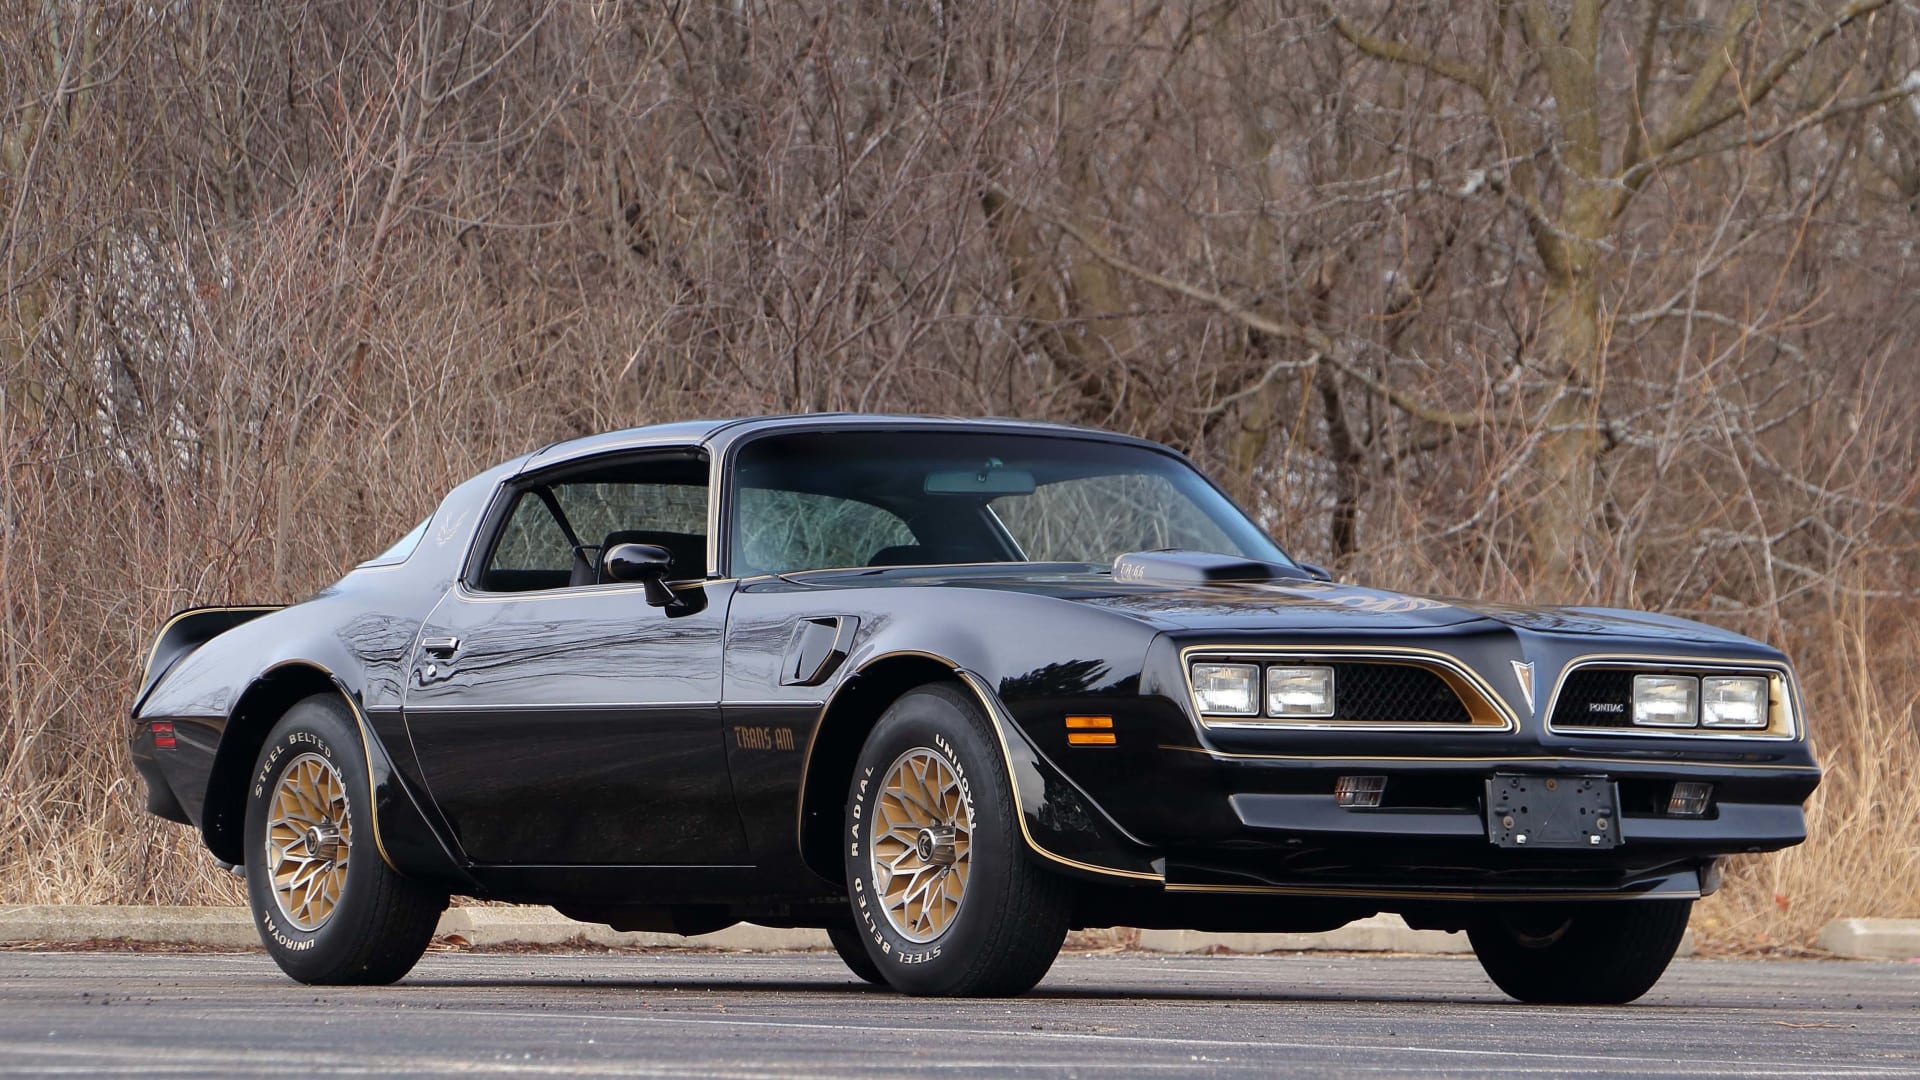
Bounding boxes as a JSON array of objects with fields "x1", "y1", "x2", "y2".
[{"x1": 1695, "y1": 597, "x2": 1920, "y2": 951}]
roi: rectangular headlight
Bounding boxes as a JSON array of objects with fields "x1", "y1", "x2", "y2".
[
  {"x1": 1701, "y1": 676, "x2": 1768, "y2": 729},
  {"x1": 1632, "y1": 674, "x2": 1699, "y2": 727},
  {"x1": 1192, "y1": 663, "x2": 1259, "y2": 716},
  {"x1": 1267, "y1": 666, "x2": 1335, "y2": 718}
]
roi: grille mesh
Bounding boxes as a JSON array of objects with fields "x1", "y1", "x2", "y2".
[{"x1": 1315, "y1": 662, "x2": 1472, "y2": 724}]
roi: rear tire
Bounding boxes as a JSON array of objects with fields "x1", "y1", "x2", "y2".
[
  {"x1": 1468, "y1": 900, "x2": 1692, "y2": 1004},
  {"x1": 242, "y1": 694, "x2": 447, "y2": 984},
  {"x1": 841, "y1": 683, "x2": 1071, "y2": 996}
]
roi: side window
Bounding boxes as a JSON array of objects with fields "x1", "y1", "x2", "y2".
[
  {"x1": 479, "y1": 494, "x2": 577, "y2": 592},
  {"x1": 991, "y1": 473, "x2": 1238, "y2": 564},
  {"x1": 553, "y1": 481, "x2": 708, "y2": 579},
  {"x1": 476, "y1": 454, "x2": 710, "y2": 592},
  {"x1": 735, "y1": 489, "x2": 913, "y2": 575}
]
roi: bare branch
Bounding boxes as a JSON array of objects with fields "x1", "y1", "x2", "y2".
[
  {"x1": 1323, "y1": 7, "x2": 1491, "y2": 99},
  {"x1": 1023, "y1": 196, "x2": 1491, "y2": 431},
  {"x1": 1646, "y1": 0, "x2": 1895, "y2": 162}
]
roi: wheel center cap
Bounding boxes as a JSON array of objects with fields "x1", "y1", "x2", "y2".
[
  {"x1": 304, "y1": 823, "x2": 343, "y2": 864},
  {"x1": 916, "y1": 825, "x2": 958, "y2": 866}
]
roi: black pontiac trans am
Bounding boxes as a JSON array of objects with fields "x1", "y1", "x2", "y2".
[{"x1": 131, "y1": 415, "x2": 1818, "y2": 1000}]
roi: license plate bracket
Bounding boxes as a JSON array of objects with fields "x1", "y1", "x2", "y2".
[{"x1": 1486, "y1": 774, "x2": 1619, "y2": 849}]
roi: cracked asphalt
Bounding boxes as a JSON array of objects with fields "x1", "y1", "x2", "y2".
[{"x1": 0, "y1": 950, "x2": 1914, "y2": 1077}]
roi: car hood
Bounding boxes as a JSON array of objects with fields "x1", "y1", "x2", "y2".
[{"x1": 794, "y1": 565, "x2": 1756, "y2": 643}]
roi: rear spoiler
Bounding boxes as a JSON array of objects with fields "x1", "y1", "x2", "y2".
[{"x1": 133, "y1": 606, "x2": 284, "y2": 714}]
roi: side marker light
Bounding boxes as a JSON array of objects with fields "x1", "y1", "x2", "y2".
[{"x1": 1066, "y1": 715, "x2": 1115, "y2": 747}]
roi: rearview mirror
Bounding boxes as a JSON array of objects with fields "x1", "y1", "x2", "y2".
[{"x1": 924, "y1": 460, "x2": 1036, "y2": 496}]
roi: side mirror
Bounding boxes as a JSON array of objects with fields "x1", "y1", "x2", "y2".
[
  {"x1": 603, "y1": 543, "x2": 680, "y2": 607},
  {"x1": 1299, "y1": 561, "x2": 1335, "y2": 583}
]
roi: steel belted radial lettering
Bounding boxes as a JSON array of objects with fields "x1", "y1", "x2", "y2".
[
  {"x1": 265, "y1": 752, "x2": 353, "y2": 931},
  {"x1": 868, "y1": 747, "x2": 973, "y2": 943}
]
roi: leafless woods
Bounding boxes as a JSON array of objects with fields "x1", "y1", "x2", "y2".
[{"x1": 2, "y1": 1, "x2": 1916, "y2": 945}]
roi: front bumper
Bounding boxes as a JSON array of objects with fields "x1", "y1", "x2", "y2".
[{"x1": 1134, "y1": 748, "x2": 1814, "y2": 901}]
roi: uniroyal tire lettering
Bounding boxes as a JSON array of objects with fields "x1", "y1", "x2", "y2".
[{"x1": 260, "y1": 911, "x2": 314, "y2": 952}]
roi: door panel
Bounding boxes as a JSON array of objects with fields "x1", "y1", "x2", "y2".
[{"x1": 402, "y1": 581, "x2": 747, "y2": 866}]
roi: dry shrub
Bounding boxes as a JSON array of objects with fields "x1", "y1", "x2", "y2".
[{"x1": 1696, "y1": 594, "x2": 1920, "y2": 951}]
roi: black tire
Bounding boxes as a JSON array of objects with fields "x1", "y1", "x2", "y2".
[
  {"x1": 243, "y1": 694, "x2": 448, "y2": 984},
  {"x1": 841, "y1": 683, "x2": 1071, "y2": 997},
  {"x1": 1468, "y1": 900, "x2": 1692, "y2": 1004},
  {"x1": 825, "y1": 922, "x2": 887, "y2": 985}
]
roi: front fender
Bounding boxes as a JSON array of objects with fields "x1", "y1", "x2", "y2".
[{"x1": 953, "y1": 671, "x2": 1163, "y2": 883}]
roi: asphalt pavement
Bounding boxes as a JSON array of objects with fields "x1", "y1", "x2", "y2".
[{"x1": 0, "y1": 949, "x2": 1914, "y2": 1077}]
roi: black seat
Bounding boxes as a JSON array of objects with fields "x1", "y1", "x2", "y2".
[
  {"x1": 868, "y1": 544, "x2": 930, "y2": 567},
  {"x1": 599, "y1": 529, "x2": 706, "y2": 583}
]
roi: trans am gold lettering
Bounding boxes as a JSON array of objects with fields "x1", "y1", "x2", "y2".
[{"x1": 733, "y1": 725, "x2": 796, "y2": 751}]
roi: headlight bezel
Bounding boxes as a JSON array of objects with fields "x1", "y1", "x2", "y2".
[
  {"x1": 1542, "y1": 658, "x2": 1801, "y2": 741},
  {"x1": 1179, "y1": 647, "x2": 1517, "y2": 732}
]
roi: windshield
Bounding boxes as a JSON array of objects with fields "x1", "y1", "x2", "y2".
[{"x1": 730, "y1": 429, "x2": 1288, "y2": 576}]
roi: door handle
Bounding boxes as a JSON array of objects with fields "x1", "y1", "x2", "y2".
[{"x1": 422, "y1": 636, "x2": 461, "y2": 659}]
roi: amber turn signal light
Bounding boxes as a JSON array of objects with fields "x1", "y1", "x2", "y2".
[{"x1": 1065, "y1": 715, "x2": 1115, "y2": 746}]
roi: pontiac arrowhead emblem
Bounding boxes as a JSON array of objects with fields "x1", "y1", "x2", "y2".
[{"x1": 1511, "y1": 660, "x2": 1537, "y2": 712}]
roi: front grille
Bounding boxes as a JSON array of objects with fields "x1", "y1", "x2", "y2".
[
  {"x1": 1551, "y1": 668, "x2": 1638, "y2": 728},
  {"x1": 1189, "y1": 652, "x2": 1498, "y2": 727},
  {"x1": 1551, "y1": 666, "x2": 1778, "y2": 731},
  {"x1": 1323, "y1": 662, "x2": 1472, "y2": 724}
]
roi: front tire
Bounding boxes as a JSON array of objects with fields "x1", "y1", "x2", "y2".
[
  {"x1": 243, "y1": 694, "x2": 447, "y2": 984},
  {"x1": 842, "y1": 683, "x2": 1071, "y2": 996},
  {"x1": 1468, "y1": 900, "x2": 1692, "y2": 1004},
  {"x1": 824, "y1": 922, "x2": 887, "y2": 985}
]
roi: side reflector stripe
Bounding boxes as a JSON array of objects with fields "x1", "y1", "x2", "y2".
[{"x1": 1065, "y1": 715, "x2": 1113, "y2": 729}]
